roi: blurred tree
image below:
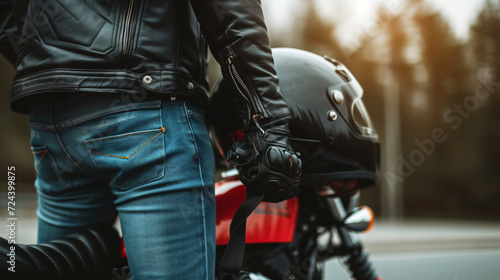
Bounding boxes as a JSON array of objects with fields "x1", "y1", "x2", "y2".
[
  {"x1": 400, "y1": 0, "x2": 500, "y2": 219},
  {"x1": 471, "y1": 0, "x2": 500, "y2": 79},
  {"x1": 412, "y1": 0, "x2": 470, "y2": 126},
  {"x1": 289, "y1": 0, "x2": 345, "y2": 60},
  {"x1": 466, "y1": 0, "x2": 500, "y2": 217},
  {"x1": 401, "y1": 0, "x2": 469, "y2": 217}
]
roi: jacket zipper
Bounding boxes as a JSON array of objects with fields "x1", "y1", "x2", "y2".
[
  {"x1": 121, "y1": 0, "x2": 138, "y2": 65},
  {"x1": 227, "y1": 56, "x2": 267, "y2": 134}
]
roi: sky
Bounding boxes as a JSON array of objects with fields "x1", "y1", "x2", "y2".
[
  {"x1": 263, "y1": 0, "x2": 488, "y2": 44},
  {"x1": 423, "y1": 0, "x2": 487, "y2": 37}
]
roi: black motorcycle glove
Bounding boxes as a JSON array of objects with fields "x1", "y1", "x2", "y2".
[{"x1": 227, "y1": 123, "x2": 302, "y2": 202}]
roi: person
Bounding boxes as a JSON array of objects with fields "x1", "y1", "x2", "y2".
[{"x1": 0, "y1": 0, "x2": 301, "y2": 279}]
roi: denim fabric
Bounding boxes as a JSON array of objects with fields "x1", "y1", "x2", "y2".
[{"x1": 29, "y1": 94, "x2": 216, "y2": 280}]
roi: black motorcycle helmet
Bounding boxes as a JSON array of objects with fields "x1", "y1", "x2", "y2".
[{"x1": 209, "y1": 48, "x2": 380, "y2": 193}]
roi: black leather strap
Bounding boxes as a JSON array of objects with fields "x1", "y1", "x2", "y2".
[{"x1": 217, "y1": 193, "x2": 264, "y2": 279}]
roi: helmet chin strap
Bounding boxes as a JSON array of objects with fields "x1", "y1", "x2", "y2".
[{"x1": 217, "y1": 192, "x2": 265, "y2": 280}]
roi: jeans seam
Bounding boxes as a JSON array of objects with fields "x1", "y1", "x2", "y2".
[
  {"x1": 185, "y1": 102, "x2": 210, "y2": 279},
  {"x1": 183, "y1": 102, "x2": 200, "y2": 161},
  {"x1": 187, "y1": 109, "x2": 205, "y2": 121},
  {"x1": 88, "y1": 128, "x2": 165, "y2": 159},
  {"x1": 34, "y1": 150, "x2": 48, "y2": 172},
  {"x1": 49, "y1": 104, "x2": 89, "y2": 183},
  {"x1": 201, "y1": 187, "x2": 208, "y2": 279},
  {"x1": 85, "y1": 127, "x2": 164, "y2": 143},
  {"x1": 29, "y1": 121, "x2": 53, "y2": 131}
]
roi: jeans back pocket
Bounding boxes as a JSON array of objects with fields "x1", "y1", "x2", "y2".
[{"x1": 86, "y1": 127, "x2": 166, "y2": 190}]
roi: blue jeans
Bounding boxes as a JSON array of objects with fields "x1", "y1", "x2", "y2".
[{"x1": 29, "y1": 93, "x2": 215, "y2": 280}]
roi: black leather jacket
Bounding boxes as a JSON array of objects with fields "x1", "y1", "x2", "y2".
[{"x1": 0, "y1": 0, "x2": 290, "y2": 127}]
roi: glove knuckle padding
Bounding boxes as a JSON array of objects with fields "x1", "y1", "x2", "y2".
[
  {"x1": 227, "y1": 124, "x2": 302, "y2": 202},
  {"x1": 265, "y1": 147, "x2": 286, "y2": 170}
]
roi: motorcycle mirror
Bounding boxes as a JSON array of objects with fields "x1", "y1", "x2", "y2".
[{"x1": 342, "y1": 206, "x2": 374, "y2": 233}]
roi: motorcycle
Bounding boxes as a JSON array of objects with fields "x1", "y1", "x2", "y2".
[
  {"x1": 0, "y1": 170, "x2": 380, "y2": 280},
  {"x1": 1, "y1": 48, "x2": 382, "y2": 280},
  {"x1": 213, "y1": 169, "x2": 381, "y2": 280}
]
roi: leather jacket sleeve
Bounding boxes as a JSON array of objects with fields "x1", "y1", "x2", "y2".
[
  {"x1": 0, "y1": 1, "x2": 18, "y2": 65},
  {"x1": 190, "y1": 0, "x2": 291, "y2": 128}
]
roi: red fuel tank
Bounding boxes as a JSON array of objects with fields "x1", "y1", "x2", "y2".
[{"x1": 215, "y1": 180, "x2": 298, "y2": 245}]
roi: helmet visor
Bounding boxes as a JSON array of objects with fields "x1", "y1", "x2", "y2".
[{"x1": 352, "y1": 98, "x2": 377, "y2": 139}]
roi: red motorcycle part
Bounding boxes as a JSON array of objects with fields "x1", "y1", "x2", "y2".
[{"x1": 215, "y1": 180, "x2": 299, "y2": 245}]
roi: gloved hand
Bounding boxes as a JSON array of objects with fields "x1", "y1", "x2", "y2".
[{"x1": 227, "y1": 123, "x2": 301, "y2": 202}]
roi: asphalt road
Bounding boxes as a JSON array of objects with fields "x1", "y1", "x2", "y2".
[{"x1": 325, "y1": 248, "x2": 500, "y2": 280}]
